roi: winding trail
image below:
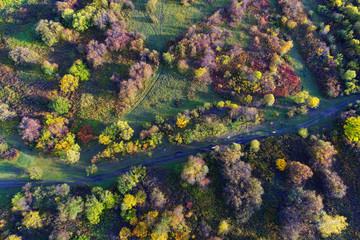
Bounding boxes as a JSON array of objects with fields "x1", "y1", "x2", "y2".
[{"x1": 1, "y1": 95, "x2": 359, "y2": 188}]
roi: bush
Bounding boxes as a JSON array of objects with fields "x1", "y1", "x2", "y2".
[
  {"x1": 65, "y1": 150, "x2": 80, "y2": 164},
  {"x1": 306, "y1": 96, "x2": 320, "y2": 108},
  {"x1": 9, "y1": 47, "x2": 39, "y2": 66},
  {"x1": 49, "y1": 97, "x2": 70, "y2": 115}
]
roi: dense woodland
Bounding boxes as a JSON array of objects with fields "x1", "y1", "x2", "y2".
[{"x1": 0, "y1": 0, "x2": 360, "y2": 238}]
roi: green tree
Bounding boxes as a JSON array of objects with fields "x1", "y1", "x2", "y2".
[
  {"x1": 344, "y1": 116, "x2": 360, "y2": 142},
  {"x1": 49, "y1": 96, "x2": 70, "y2": 115},
  {"x1": 343, "y1": 69, "x2": 356, "y2": 81},
  {"x1": 293, "y1": 91, "x2": 309, "y2": 104},
  {"x1": 85, "y1": 195, "x2": 105, "y2": 224},
  {"x1": 58, "y1": 196, "x2": 84, "y2": 221},
  {"x1": 68, "y1": 59, "x2": 90, "y2": 81},
  {"x1": 162, "y1": 52, "x2": 175, "y2": 65}
]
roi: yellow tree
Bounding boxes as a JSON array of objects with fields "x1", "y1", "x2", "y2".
[
  {"x1": 22, "y1": 211, "x2": 42, "y2": 229},
  {"x1": 276, "y1": 159, "x2": 287, "y2": 171},
  {"x1": 122, "y1": 194, "x2": 137, "y2": 211},
  {"x1": 60, "y1": 74, "x2": 79, "y2": 94},
  {"x1": 218, "y1": 220, "x2": 230, "y2": 235},
  {"x1": 344, "y1": 116, "x2": 360, "y2": 142},
  {"x1": 119, "y1": 227, "x2": 131, "y2": 240},
  {"x1": 307, "y1": 96, "x2": 320, "y2": 108},
  {"x1": 133, "y1": 222, "x2": 148, "y2": 238},
  {"x1": 176, "y1": 115, "x2": 189, "y2": 128},
  {"x1": 317, "y1": 212, "x2": 348, "y2": 238},
  {"x1": 280, "y1": 40, "x2": 293, "y2": 56}
]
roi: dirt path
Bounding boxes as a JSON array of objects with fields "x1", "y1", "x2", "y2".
[{"x1": 1, "y1": 95, "x2": 358, "y2": 188}]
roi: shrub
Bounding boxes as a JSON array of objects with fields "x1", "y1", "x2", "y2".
[
  {"x1": 163, "y1": 52, "x2": 175, "y2": 65},
  {"x1": 343, "y1": 69, "x2": 356, "y2": 81},
  {"x1": 218, "y1": 220, "x2": 230, "y2": 236},
  {"x1": 86, "y1": 164, "x2": 98, "y2": 176},
  {"x1": 27, "y1": 167, "x2": 43, "y2": 180},
  {"x1": 276, "y1": 159, "x2": 287, "y2": 171},
  {"x1": 65, "y1": 150, "x2": 80, "y2": 164},
  {"x1": 77, "y1": 124, "x2": 93, "y2": 144},
  {"x1": 9, "y1": 47, "x2": 39, "y2": 66},
  {"x1": 42, "y1": 61, "x2": 58, "y2": 76},
  {"x1": 49, "y1": 97, "x2": 70, "y2": 115}
]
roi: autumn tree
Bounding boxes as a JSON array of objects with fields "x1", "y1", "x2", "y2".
[
  {"x1": 58, "y1": 196, "x2": 84, "y2": 221},
  {"x1": 19, "y1": 117, "x2": 42, "y2": 142},
  {"x1": 286, "y1": 161, "x2": 313, "y2": 186},
  {"x1": 310, "y1": 140, "x2": 336, "y2": 171},
  {"x1": 317, "y1": 212, "x2": 348, "y2": 238},
  {"x1": 250, "y1": 139, "x2": 260, "y2": 152},
  {"x1": 86, "y1": 40, "x2": 107, "y2": 69},
  {"x1": 49, "y1": 96, "x2": 70, "y2": 115},
  {"x1": 307, "y1": 96, "x2": 320, "y2": 108},
  {"x1": 9, "y1": 47, "x2": 39, "y2": 66},
  {"x1": 68, "y1": 59, "x2": 90, "y2": 81},
  {"x1": 35, "y1": 20, "x2": 64, "y2": 46},
  {"x1": 264, "y1": 94, "x2": 275, "y2": 106},
  {"x1": 181, "y1": 155, "x2": 210, "y2": 187},
  {"x1": 323, "y1": 170, "x2": 347, "y2": 199},
  {"x1": 119, "y1": 227, "x2": 131, "y2": 240},
  {"x1": 22, "y1": 211, "x2": 42, "y2": 229},
  {"x1": 59, "y1": 74, "x2": 79, "y2": 94}
]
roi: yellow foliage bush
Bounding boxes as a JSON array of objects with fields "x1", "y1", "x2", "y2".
[
  {"x1": 60, "y1": 74, "x2": 79, "y2": 94},
  {"x1": 276, "y1": 159, "x2": 287, "y2": 171}
]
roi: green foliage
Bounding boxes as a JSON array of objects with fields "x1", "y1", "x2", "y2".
[
  {"x1": 344, "y1": 69, "x2": 356, "y2": 81},
  {"x1": 118, "y1": 166, "x2": 146, "y2": 195},
  {"x1": 49, "y1": 96, "x2": 70, "y2": 115},
  {"x1": 58, "y1": 196, "x2": 84, "y2": 221},
  {"x1": 293, "y1": 91, "x2": 310, "y2": 104},
  {"x1": 163, "y1": 52, "x2": 175, "y2": 65},
  {"x1": 85, "y1": 195, "x2": 105, "y2": 224},
  {"x1": 86, "y1": 164, "x2": 98, "y2": 176},
  {"x1": 72, "y1": 6, "x2": 96, "y2": 32},
  {"x1": 344, "y1": 116, "x2": 360, "y2": 142},
  {"x1": 65, "y1": 149, "x2": 80, "y2": 164},
  {"x1": 35, "y1": 20, "x2": 64, "y2": 46},
  {"x1": 68, "y1": 59, "x2": 90, "y2": 81},
  {"x1": 146, "y1": 0, "x2": 157, "y2": 14},
  {"x1": 99, "y1": 120, "x2": 134, "y2": 145}
]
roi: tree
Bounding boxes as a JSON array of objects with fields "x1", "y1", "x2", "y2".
[
  {"x1": 122, "y1": 194, "x2": 137, "y2": 210},
  {"x1": 5, "y1": 235, "x2": 22, "y2": 240},
  {"x1": 119, "y1": 227, "x2": 131, "y2": 240},
  {"x1": 298, "y1": 128, "x2": 308, "y2": 138},
  {"x1": 146, "y1": 0, "x2": 157, "y2": 13},
  {"x1": 133, "y1": 222, "x2": 148, "y2": 238},
  {"x1": 60, "y1": 74, "x2": 79, "y2": 94},
  {"x1": 218, "y1": 220, "x2": 230, "y2": 235},
  {"x1": 293, "y1": 90, "x2": 309, "y2": 104},
  {"x1": 58, "y1": 196, "x2": 84, "y2": 221},
  {"x1": 307, "y1": 96, "x2": 320, "y2": 108},
  {"x1": 344, "y1": 116, "x2": 360, "y2": 142},
  {"x1": 181, "y1": 155, "x2": 210, "y2": 187},
  {"x1": 280, "y1": 40, "x2": 293, "y2": 56},
  {"x1": 27, "y1": 167, "x2": 43, "y2": 180},
  {"x1": 86, "y1": 40, "x2": 107, "y2": 69},
  {"x1": 85, "y1": 195, "x2": 104, "y2": 224},
  {"x1": 323, "y1": 170, "x2": 347, "y2": 199},
  {"x1": 19, "y1": 117, "x2": 42, "y2": 143},
  {"x1": 163, "y1": 52, "x2": 175, "y2": 65},
  {"x1": 250, "y1": 139, "x2": 260, "y2": 152},
  {"x1": 176, "y1": 115, "x2": 189, "y2": 128},
  {"x1": 35, "y1": 20, "x2": 64, "y2": 46},
  {"x1": 77, "y1": 124, "x2": 93, "y2": 144},
  {"x1": 310, "y1": 140, "x2": 336, "y2": 171},
  {"x1": 317, "y1": 212, "x2": 348, "y2": 238},
  {"x1": 286, "y1": 161, "x2": 313, "y2": 186},
  {"x1": 343, "y1": 69, "x2": 356, "y2": 81},
  {"x1": 49, "y1": 96, "x2": 70, "y2": 115},
  {"x1": 9, "y1": 47, "x2": 39, "y2": 66},
  {"x1": 86, "y1": 164, "x2": 98, "y2": 176},
  {"x1": 0, "y1": 103, "x2": 16, "y2": 121},
  {"x1": 150, "y1": 187, "x2": 166, "y2": 208},
  {"x1": 22, "y1": 211, "x2": 42, "y2": 229},
  {"x1": 65, "y1": 150, "x2": 81, "y2": 164},
  {"x1": 276, "y1": 159, "x2": 287, "y2": 171},
  {"x1": 263, "y1": 94, "x2": 275, "y2": 106},
  {"x1": 68, "y1": 59, "x2": 90, "y2": 81}
]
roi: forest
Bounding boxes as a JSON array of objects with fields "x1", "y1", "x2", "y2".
[{"x1": 0, "y1": 0, "x2": 360, "y2": 239}]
